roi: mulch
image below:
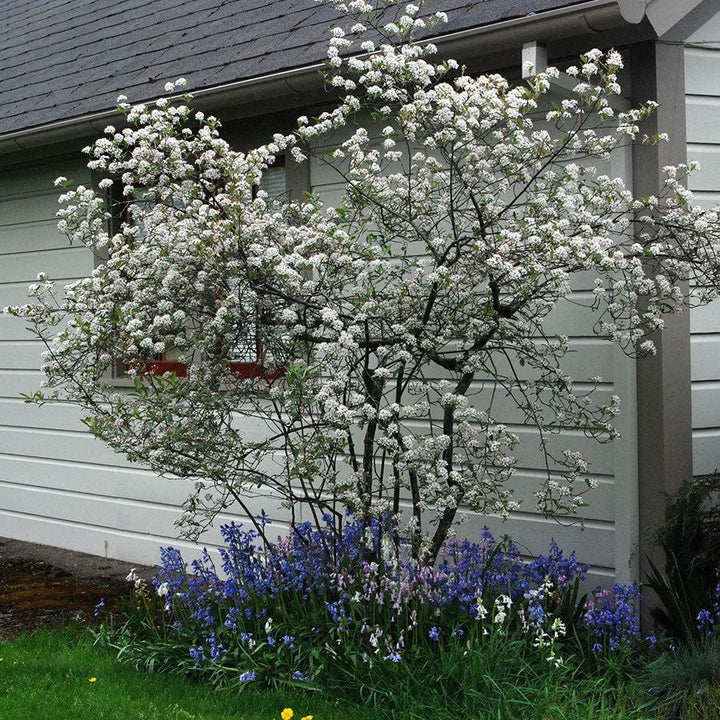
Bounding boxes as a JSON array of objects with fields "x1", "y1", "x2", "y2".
[{"x1": 0, "y1": 537, "x2": 155, "y2": 639}]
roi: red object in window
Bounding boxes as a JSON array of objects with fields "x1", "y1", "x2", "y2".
[
  {"x1": 228, "y1": 360, "x2": 284, "y2": 380},
  {"x1": 134, "y1": 359, "x2": 188, "y2": 377},
  {"x1": 133, "y1": 358, "x2": 283, "y2": 381}
]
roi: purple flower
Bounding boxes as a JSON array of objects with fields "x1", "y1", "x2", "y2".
[
  {"x1": 189, "y1": 646, "x2": 206, "y2": 666},
  {"x1": 292, "y1": 670, "x2": 308, "y2": 681},
  {"x1": 224, "y1": 607, "x2": 239, "y2": 630},
  {"x1": 428, "y1": 626, "x2": 440, "y2": 641},
  {"x1": 583, "y1": 583, "x2": 641, "y2": 652},
  {"x1": 697, "y1": 608, "x2": 714, "y2": 636},
  {"x1": 93, "y1": 598, "x2": 106, "y2": 617},
  {"x1": 239, "y1": 670, "x2": 257, "y2": 682}
]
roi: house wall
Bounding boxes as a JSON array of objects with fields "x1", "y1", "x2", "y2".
[
  {"x1": 686, "y1": 10, "x2": 720, "y2": 476},
  {"x1": 0, "y1": 93, "x2": 640, "y2": 583},
  {"x1": 308, "y1": 103, "x2": 640, "y2": 584},
  {"x1": 0, "y1": 154, "x2": 291, "y2": 566}
]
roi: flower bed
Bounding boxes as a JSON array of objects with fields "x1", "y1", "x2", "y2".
[{"x1": 102, "y1": 518, "x2": 642, "y2": 692}]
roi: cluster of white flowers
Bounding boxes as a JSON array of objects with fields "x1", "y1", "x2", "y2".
[{"x1": 7, "y1": 0, "x2": 720, "y2": 560}]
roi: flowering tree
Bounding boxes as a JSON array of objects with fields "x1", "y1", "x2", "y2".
[{"x1": 9, "y1": 1, "x2": 720, "y2": 562}]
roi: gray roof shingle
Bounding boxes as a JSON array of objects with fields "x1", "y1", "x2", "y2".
[{"x1": 0, "y1": 0, "x2": 587, "y2": 136}]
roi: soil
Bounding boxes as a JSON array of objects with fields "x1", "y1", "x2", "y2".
[{"x1": 0, "y1": 537, "x2": 155, "y2": 639}]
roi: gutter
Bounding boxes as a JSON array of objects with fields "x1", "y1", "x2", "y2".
[{"x1": 0, "y1": 0, "x2": 643, "y2": 156}]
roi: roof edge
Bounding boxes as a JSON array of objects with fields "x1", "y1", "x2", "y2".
[
  {"x1": 619, "y1": 0, "x2": 709, "y2": 38},
  {"x1": 0, "y1": 0, "x2": 636, "y2": 156}
]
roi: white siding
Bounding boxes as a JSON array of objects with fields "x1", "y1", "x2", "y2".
[
  {"x1": 0, "y1": 105, "x2": 639, "y2": 582},
  {"x1": 686, "y1": 12, "x2": 720, "y2": 475},
  {"x1": 0, "y1": 157, "x2": 289, "y2": 567},
  {"x1": 309, "y1": 107, "x2": 639, "y2": 583}
]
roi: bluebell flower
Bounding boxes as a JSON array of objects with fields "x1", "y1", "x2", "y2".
[
  {"x1": 292, "y1": 670, "x2": 308, "y2": 681},
  {"x1": 224, "y1": 607, "x2": 239, "y2": 630},
  {"x1": 583, "y1": 584, "x2": 641, "y2": 652},
  {"x1": 239, "y1": 670, "x2": 257, "y2": 682},
  {"x1": 189, "y1": 646, "x2": 206, "y2": 666},
  {"x1": 697, "y1": 608, "x2": 714, "y2": 635},
  {"x1": 326, "y1": 600, "x2": 346, "y2": 623},
  {"x1": 146, "y1": 516, "x2": 623, "y2": 678},
  {"x1": 93, "y1": 598, "x2": 106, "y2": 617}
]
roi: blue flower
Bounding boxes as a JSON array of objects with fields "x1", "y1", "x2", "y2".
[
  {"x1": 224, "y1": 607, "x2": 239, "y2": 630},
  {"x1": 583, "y1": 584, "x2": 641, "y2": 652},
  {"x1": 697, "y1": 608, "x2": 715, "y2": 636},
  {"x1": 326, "y1": 600, "x2": 346, "y2": 623},
  {"x1": 292, "y1": 670, "x2": 308, "y2": 681},
  {"x1": 189, "y1": 646, "x2": 206, "y2": 666},
  {"x1": 428, "y1": 626, "x2": 440, "y2": 641},
  {"x1": 239, "y1": 670, "x2": 257, "y2": 682},
  {"x1": 93, "y1": 598, "x2": 106, "y2": 617}
]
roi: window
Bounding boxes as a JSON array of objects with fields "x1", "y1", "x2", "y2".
[{"x1": 96, "y1": 157, "x2": 297, "y2": 383}]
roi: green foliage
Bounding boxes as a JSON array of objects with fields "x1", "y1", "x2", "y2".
[
  {"x1": 645, "y1": 473, "x2": 720, "y2": 641},
  {"x1": 639, "y1": 638, "x2": 720, "y2": 719},
  {"x1": 0, "y1": 625, "x2": 350, "y2": 720}
]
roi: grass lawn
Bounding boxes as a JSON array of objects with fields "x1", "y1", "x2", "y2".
[
  {"x1": 0, "y1": 624, "x2": 670, "y2": 720},
  {"x1": 0, "y1": 626, "x2": 354, "y2": 720}
]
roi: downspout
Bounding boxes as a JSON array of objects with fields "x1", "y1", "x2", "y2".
[{"x1": 0, "y1": 0, "x2": 641, "y2": 156}]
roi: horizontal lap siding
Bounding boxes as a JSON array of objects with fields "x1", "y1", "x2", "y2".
[
  {"x1": 686, "y1": 13, "x2": 720, "y2": 475},
  {"x1": 0, "y1": 95, "x2": 642, "y2": 577},
  {"x1": 0, "y1": 157, "x2": 289, "y2": 566},
  {"x1": 310, "y1": 119, "x2": 638, "y2": 582}
]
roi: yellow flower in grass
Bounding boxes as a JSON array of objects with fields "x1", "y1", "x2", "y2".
[
  {"x1": 89, "y1": 677, "x2": 97, "y2": 684},
  {"x1": 302, "y1": 716, "x2": 314, "y2": 720},
  {"x1": 281, "y1": 709, "x2": 294, "y2": 720}
]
